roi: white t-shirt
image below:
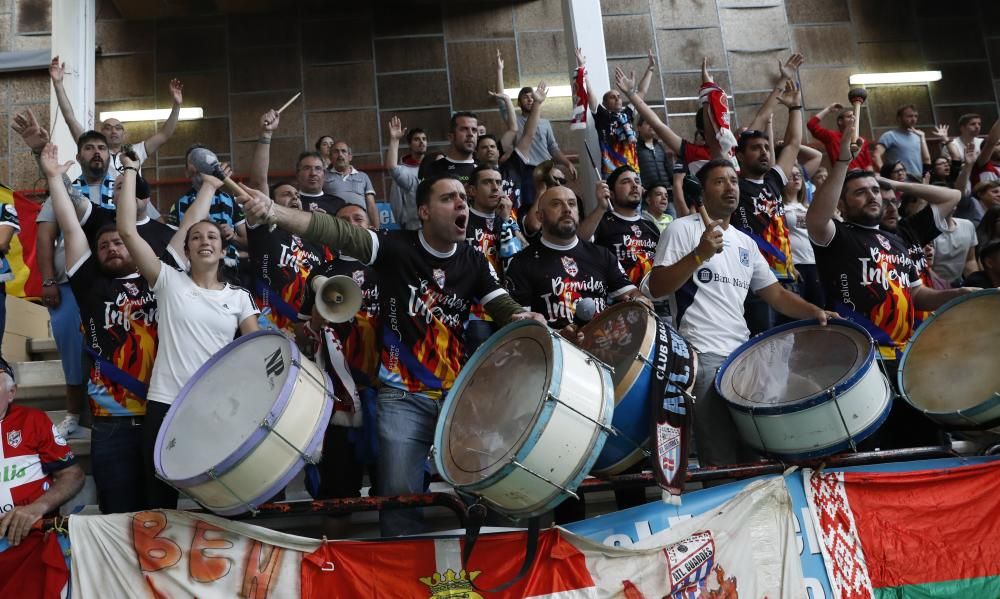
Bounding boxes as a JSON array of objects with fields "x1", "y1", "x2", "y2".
[
  {"x1": 932, "y1": 217, "x2": 977, "y2": 283},
  {"x1": 783, "y1": 201, "x2": 815, "y2": 266},
  {"x1": 653, "y1": 214, "x2": 777, "y2": 357},
  {"x1": 146, "y1": 247, "x2": 259, "y2": 406},
  {"x1": 109, "y1": 141, "x2": 149, "y2": 173}
]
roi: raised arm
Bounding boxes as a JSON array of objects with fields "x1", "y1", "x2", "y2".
[
  {"x1": 807, "y1": 117, "x2": 857, "y2": 245},
  {"x1": 143, "y1": 79, "x2": 183, "y2": 155},
  {"x1": 878, "y1": 174, "x2": 962, "y2": 217},
  {"x1": 748, "y1": 53, "x2": 803, "y2": 132},
  {"x1": 615, "y1": 68, "x2": 684, "y2": 155},
  {"x1": 490, "y1": 90, "x2": 519, "y2": 154},
  {"x1": 39, "y1": 145, "x2": 88, "y2": 267},
  {"x1": 576, "y1": 48, "x2": 599, "y2": 113},
  {"x1": 515, "y1": 82, "x2": 548, "y2": 157},
  {"x1": 577, "y1": 180, "x2": 611, "y2": 241},
  {"x1": 494, "y1": 48, "x2": 512, "y2": 122},
  {"x1": 799, "y1": 144, "x2": 824, "y2": 177},
  {"x1": 166, "y1": 173, "x2": 226, "y2": 261},
  {"x1": 976, "y1": 118, "x2": 1000, "y2": 168},
  {"x1": 775, "y1": 79, "x2": 804, "y2": 176},
  {"x1": 953, "y1": 145, "x2": 980, "y2": 192},
  {"x1": 634, "y1": 50, "x2": 656, "y2": 101},
  {"x1": 672, "y1": 170, "x2": 690, "y2": 217},
  {"x1": 915, "y1": 127, "x2": 931, "y2": 167},
  {"x1": 115, "y1": 153, "x2": 163, "y2": 283},
  {"x1": 385, "y1": 116, "x2": 404, "y2": 171},
  {"x1": 250, "y1": 109, "x2": 279, "y2": 193},
  {"x1": 49, "y1": 57, "x2": 85, "y2": 141}
]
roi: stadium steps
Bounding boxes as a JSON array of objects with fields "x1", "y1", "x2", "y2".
[
  {"x1": 27, "y1": 337, "x2": 59, "y2": 360},
  {"x1": 12, "y1": 359, "x2": 67, "y2": 413}
]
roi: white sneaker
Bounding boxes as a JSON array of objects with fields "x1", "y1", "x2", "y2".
[{"x1": 56, "y1": 413, "x2": 80, "y2": 438}]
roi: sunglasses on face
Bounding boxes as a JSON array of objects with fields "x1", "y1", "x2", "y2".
[{"x1": 551, "y1": 176, "x2": 567, "y2": 185}]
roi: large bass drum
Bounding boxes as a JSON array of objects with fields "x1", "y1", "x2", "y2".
[
  {"x1": 716, "y1": 319, "x2": 891, "y2": 460},
  {"x1": 899, "y1": 289, "x2": 1000, "y2": 430},
  {"x1": 155, "y1": 331, "x2": 333, "y2": 515},
  {"x1": 578, "y1": 301, "x2": 696, "y2": 475},
  {"x1": 434, "y1": 320, "x2": 614, "y2": 518}
]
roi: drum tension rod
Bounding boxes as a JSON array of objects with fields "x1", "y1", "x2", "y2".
[
  {"x1": 546, "y1": 392, "x2": 617, "y2": 436},
  {"x1": 510, "y1": 459, "x2": 580, "y2": 500},
  {"x1": 258, "y1": 417, "x2": 320, "y2": 465},
  {"x1": 747, "y1": 407, "x2": 773, "y2": 457},
  {"x1": 829, "y1": 387, "x2": 859, "y2": 454},
  {"x1": 206, "y1": 468, "x2": 258, "y2": 516}
]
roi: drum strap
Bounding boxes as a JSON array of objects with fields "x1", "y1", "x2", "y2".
[
  {"x1": 649, "y1": 318, "x2": 695, "y2": 497},
  {"x1": 254, "y1": 280, "x2": 300, "y2": 321},
  {"x1": 83, "y1": 345, "x2": 149, "y2": 399},
  {"x1": 461, "y1": 504, "x2": 541, "y2": 593},
  {"x1": 321, "y1": 327, "x2": 363, "y2": 428}
]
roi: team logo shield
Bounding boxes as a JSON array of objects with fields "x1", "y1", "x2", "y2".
[
  {"x1": 739, "y1": 247, "x2": 750, "y2": 267},
  {"x1": 6, "y1": 429, "x2": 21, "y2": 448},
  {"x1": 352, "y1": 270, "x2": 365, "y2": 287},
  {"x1": 876, "y1": 233, "x2": 892, "y2": 251},
  {"x1": 561, "y1": 256, "x2": 579, "y2": 277},
  {"x1": 432, "y1": 268, "x2": 446, "y2": 289}
]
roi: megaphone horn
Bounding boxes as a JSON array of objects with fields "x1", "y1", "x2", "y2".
[{"x1": 312, "y1": 275, "x2": 363, "y2": 323}]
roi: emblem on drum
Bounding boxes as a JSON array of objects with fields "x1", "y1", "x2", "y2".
[
  {"x1": 419, "y1": 569, "x2": 483, "y2": 599},
  {"x1": 561, "y1": 256, "x2": 578, "y2": 277},
  {"x1": 264, "y1": 348, "x2": 285, "y2": 378}
]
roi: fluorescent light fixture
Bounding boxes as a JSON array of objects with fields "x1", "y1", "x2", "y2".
[
  {"x1": 504, "y1": 85, "x2": 572, "y2": 98},
  {"x1": 848, "y1": 71, "x2": 942, "y2": 85},
  {"x1": 98, "y1": 107, "x2": 204, "y2": 123}
]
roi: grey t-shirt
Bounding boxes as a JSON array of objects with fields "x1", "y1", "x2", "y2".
[
  {"x1": 515, "y1": 113, "x2": 560, "y2": 167},
  {"x1": 878, "y1": 129, "x2": 923, "y2": 177},
  {"x1": 322, "y1": 168, "x2": 375, "y2": 207}
]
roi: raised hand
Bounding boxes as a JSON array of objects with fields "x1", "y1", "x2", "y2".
[
  {"x1": 39, "y1": 144, "x2": 74, "y2": 178},
  {"x1": 48, "y1": 56, "x2": 66, "y2": 83},
  {"x1": 532, "y1": 81, "x2": 548, "y2": 104},
  {"x1": 201, "y1": 173, "x2": 224, "y2": 191},
  {"x1": 932, "y1": 123, "x2": 949, "y2": 141},
  {"x1": 168, "y1": 78, "x2": 183, "y2": 105},
  {"x1": 487, "y1": 89, "x2": 509, "y2": 100},
  {"x1": 779, "y1": 53, "x2": 805, "y2": 81},
  {"x1": 120, "y1": 151, "x2": 139, "y2": 170},
  {"x1": 11, "y1": 109, "x2": 50, "y2": 152},
  {"x1": 388, "y1": 116, "x2": 406, "y2": 140},
  {"x1": 575, "y1": 47, "x2": 587, "y2": 67},
  {"x1": 614, "y1": 66, "x2": 636, "y2": 94},
  {"x1": 701, "y1": 57, "x2": 714, "y2": 84},
  {"x1": 775, "y1": 79, "x2": 802, "y2": 108},
  {"x1": 647, "y1": 48, "x2": 656, "y2": 70},
  {"x1": 496, "y1": 48, "x2": 504, "y2": 71},
  {"x1": 260, "y1": 109, "x2": 279, "y2": 132},
  {"x1": 595, "y1": 181, "x2": 611, "y2": 210},
  {"x1": 828, "y1": 102, "x2": 844, "y2": 111}
]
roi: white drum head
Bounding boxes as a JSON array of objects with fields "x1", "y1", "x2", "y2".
[
  {"x1": 439, "y1": 325, "x2": 553, "y2": 486},
  {"x1": 158, "y1": 333, "x2": 294, "y2": 481},
  {"x1": 720, "y1": 324, "x2": 870, "y2": 408}
]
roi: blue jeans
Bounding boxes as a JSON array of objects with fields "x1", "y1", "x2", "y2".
[
  {"x1": 49, "y1": 283, "x2": 85, "y2": 385},
  {"x1": 376, "y1": 386, "x2": 440, "y2": 537},
  {"x1": 90, "y1": 416, "x2": 146, "y2": 513}
]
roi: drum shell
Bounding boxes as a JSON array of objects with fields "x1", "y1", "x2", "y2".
[
  {"x1": 717, "y1": 319, "x2": 892, "y2": 461},
  {"x1": 899, "y1": 289, "x2": 1000, "y2": 431},
  {"x1": 435, "y1": 322, "x2": 614, "y2": 518},
  {"x1": 155, "y1": 331, "x2": 333, "y2": 515}
]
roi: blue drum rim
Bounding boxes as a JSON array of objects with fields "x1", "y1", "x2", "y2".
[
  {"x1": 210, "y1": 375, "x2": 334, "y2": 516},
  {"x1": 434, "y1": 320, "x2": 559, "y2": 491},
  {"x1": 756, "y1": 372, "x2": 893, "y2": 461},
  {"x1": 716, "y1": 318, "x2": 876, "y2": 416},
  {"x1": 899, "y1": 289, "x2": 1000, "y2": 419},
  {"x1": 155, "y1": 330, "x2": 302, "y2": 488},
  {"x1": 435, "y1": 320, "x2": 615, "y2": 515},
  {"x1": 591, "y1": 369, "x2": 653, "y2": 475}
]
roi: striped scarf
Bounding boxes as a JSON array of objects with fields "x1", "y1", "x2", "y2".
[{"x1": 72, "y1": 172, "x2": 117, "y2": 208}]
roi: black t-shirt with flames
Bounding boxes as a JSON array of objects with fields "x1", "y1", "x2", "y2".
[
  {"x1": 248, "y1": 224, "x2": 335, "y2": 333},
  {"x1": 505, "y1": 237, "x2": 636, "y2": 329},
  {"x1": 371, "y1": 230, "x2": 506, "y2": 399},
  {"x1": 812, "y1": 220, "x2": 921, "y2": 359},
  {"x1": 886, "y1": 205, "x2": 941, "y2": 325},
  {"x1": 302, "y1": 258, "x2": 381, "y2": 386},
  {"x1": 592, "y1": 211, "x2": 660, "y2": 286}
]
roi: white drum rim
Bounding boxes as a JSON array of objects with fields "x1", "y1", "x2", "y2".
[
  {"x1": 716, "y1": 318, "x2": 876, "y2": 415},
  {"x1": 434, "y1": 320, "x2": 614, "y2": 498},
  {"x1": 154, "y1": 330, "x2": 323, "y2": 488},
  {"x1": 899, "y1": 288, "x2": 1000, "y2": 423}
]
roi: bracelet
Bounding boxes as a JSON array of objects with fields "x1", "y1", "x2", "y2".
[
  {"x1": 122, "y1": 166, "x2": 139, "y2": 174},
  {"x1": 42, "y1": 278, "x2": 58, "y2": 287},
  {"x1": 788, "y1": 105, "x2": 803, "y2": 111},
  {"x1": 693, "y1": 252, "x2": 704, "y2": 266},
  {"x1": 629, "y1": 87, "x2": 639, "y2": 96},
  {"x1": 837, "y1": 158, "x2": 852, "y2": 163},
  {"x1": 258, "y1": 136, "x2": 272, "y2": 145}
]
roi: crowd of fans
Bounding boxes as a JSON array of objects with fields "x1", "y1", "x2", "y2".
[{"x1": 1, "y1": 45, "x2": 999, "y2": 544}]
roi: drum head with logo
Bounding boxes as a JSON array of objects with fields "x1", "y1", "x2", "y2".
[
  {"x1": 438, "y1": 324, "x2": 553, "y2": 486},
  {"x1": 718, "y1": 322, "x2": 872, "y2": 410},
  {"x1": 578, "y1": 302, "x2": 657, "y2": 394},
  {"x1": 157, "y1": 331, "x2": 296, "y2": 482}
]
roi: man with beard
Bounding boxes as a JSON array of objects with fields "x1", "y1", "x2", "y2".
[
  {"x1": 323, "y1": 141, "x2": 378, "y2": 224},
  {"x1": 248, "y1": 110, "x2": 340, "y2": 331},
  {"x1": 733, "y1": 81, "x2": 803, "y2": 333},
  {"x1": 251, "y1": 108, "x2": 344, "y2": 215},
  {"x1": 648, "y1": 159, "x2": 832, "y2": 467},
  {"x1": 39, "y1": 143, "x2": 208, "y2": 512},
  {"x1": 807, "y1": 118, "x2": 974, "y2": 449},
  {"x1": 424, "y1": 112, "x2": 479, "y2": 185},
  {"x1": 505, "y1": 185, "x2": 644, "y2": 330},
  {"x1": 580, "y1": 166, "x2": 661, "y2": 288},
  {"x1": 238, "y1": 174, "x2": 544, "y2": 537}
]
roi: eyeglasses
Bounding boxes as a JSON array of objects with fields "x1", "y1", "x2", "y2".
[
  {"x1": 551, "y1": 176, "x2": 567, "y2": 185},
  {"x1": 891, "y1": 168, "x2": 907, "y2": 174}
]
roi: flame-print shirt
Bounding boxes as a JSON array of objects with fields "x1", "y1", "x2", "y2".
[
  {"x1": 813, "y1": 220, "x2": 922, "y2": 360},
  {"x1": 592, "y1": 210, "x2": 660, "y2": 286},
  {"x1": 68, "y1": 251, "x2": 158, "y2": 416}
]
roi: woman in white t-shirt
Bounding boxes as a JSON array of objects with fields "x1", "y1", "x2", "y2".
[
  {"x1": 117, "y1": 155, "x2": 259, "y2": 508},
  {"x1": 782, "y1": 164, "x2": 825, "y2": 308}
]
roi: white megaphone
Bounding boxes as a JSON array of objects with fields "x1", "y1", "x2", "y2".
[{"x1": 312, "y1": 275, "x2": 363, "y2": 323}]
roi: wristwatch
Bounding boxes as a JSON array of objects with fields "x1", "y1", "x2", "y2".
[{"x1": 42, "y1": 278, "x2": 58, "y2": 287}]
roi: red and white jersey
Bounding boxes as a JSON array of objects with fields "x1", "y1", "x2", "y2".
[{"x1": 0, "y1": 405, "x2": 76, "y2": 513}]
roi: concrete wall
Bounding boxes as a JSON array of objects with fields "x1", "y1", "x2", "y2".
[{"x1": 2, "y1": 0, "x2": 1000, "y2": 205}]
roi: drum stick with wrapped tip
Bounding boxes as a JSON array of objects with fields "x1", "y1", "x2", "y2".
[{"x1": 276, "y1": 91, "x2": 302, "y2": 115}]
